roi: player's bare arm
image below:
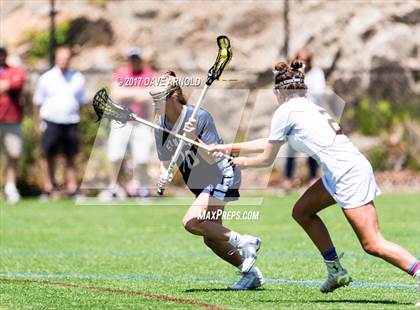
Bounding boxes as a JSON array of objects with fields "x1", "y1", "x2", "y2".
[
  {"x1": 210, "y1": 138, "x2": 269, "y2": 156},
  {"x1": 232, "y1": 141, "x2": 283, "y2": 168}
]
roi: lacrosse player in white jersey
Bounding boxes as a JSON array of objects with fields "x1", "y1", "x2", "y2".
[
  {"x1": 150, "y1": 71, "x2": 264, "y2": 290},
  {"x1": 210, "y1": 60, "x2": 419, "y2": 295}
]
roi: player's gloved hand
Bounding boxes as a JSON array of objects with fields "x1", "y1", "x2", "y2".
[{"x1": 183, "y1": 118, "x2": 197, "y2": 140}]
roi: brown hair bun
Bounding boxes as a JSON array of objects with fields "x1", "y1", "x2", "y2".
[
  {"x1": 291, "y1": 59, "x2": 305, "y2": 71},
  {"x1": 274, "y1": 62, "x2": 288, "y2": 75},
  {"x1": 273, "y1": 60, "x2": 307, "y2": 91}
]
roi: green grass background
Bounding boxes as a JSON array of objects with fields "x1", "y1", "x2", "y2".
[{"x1": 0, "y1": 194, "x2": 419, "y2": 309}]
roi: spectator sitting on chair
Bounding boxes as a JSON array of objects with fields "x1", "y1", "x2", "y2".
[
  {"x1": 282, "y1": 47, "x2": 325, "y2": 193},
  {"x1": 33, "y1": 46, "x2": 87, "y2": 198},
  {"x1": 0, "y1": 44, "x2": 26, "y2": 204},
  {"x1": 99, "y1": 47, "x2": 156, "y2": 200}
]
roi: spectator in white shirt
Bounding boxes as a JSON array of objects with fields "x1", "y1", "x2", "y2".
[
  {"x1": 33, "y1": 47, "x2": 87, "y2": 197},
  {"x1": 282, "y1": 48, "x2": 326, "y2": 193}
]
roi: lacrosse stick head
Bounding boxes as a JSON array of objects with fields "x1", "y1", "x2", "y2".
[
  {"x1": 92, "y1": 88, "x2": 135, "y2": 124},
  {"x1": 206, "y1": 35, "x2": 232, "y2": 85}
]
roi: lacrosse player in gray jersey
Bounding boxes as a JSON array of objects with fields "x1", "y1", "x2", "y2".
[{"x1": 150, "y1": 71, "x2": 264, "y2": 290}]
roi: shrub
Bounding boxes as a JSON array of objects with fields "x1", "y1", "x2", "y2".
[
  {"x1": 26, "y1": 22, "x2": 70, "y2": 63},
  {"x1": 357, "y1": 99, "x2": 393, "y2": 135}
]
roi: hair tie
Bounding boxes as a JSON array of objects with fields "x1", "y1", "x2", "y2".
[{"x1": 275, "y1": 77, "x2": 305, "y2": 87}]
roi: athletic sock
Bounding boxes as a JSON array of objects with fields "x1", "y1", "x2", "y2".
[
  {"x1": 407, "y1": 261, "x2": 420, "y2": 276},
  {"x1": 237, "y1": 264, "x2": 255, "y2": 273},
  {"x1": 321, "y1": 247, "x2": 338, "y2": 261},
  {"x1": 5, "y1": 182, "x2": 17, "y2": 191},
  {"x1": 228, "y1": 231, "x2": 242, "y2": 248},
  {"x1": 237, "y1": 263, "x2": 243, "y2": 272}
]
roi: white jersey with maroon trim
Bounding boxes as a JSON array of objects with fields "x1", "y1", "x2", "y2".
[{"x1": 268, "y1": 96, "x2": 366, "y2": 185}]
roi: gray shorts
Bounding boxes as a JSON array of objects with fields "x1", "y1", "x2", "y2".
[{"x1": 0, "y1": 123, "x2": 23, "y2": 158}]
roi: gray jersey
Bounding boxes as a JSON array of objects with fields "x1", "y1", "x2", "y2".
[{"x1": 154, "y1": 105, "x2": 241, "y2": 196}]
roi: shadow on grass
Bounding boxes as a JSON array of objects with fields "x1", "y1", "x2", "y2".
[
  {"x1": 236, "y1": 299, "x2": 413, "y2": 306},
  {"x1": 228, "y1": 291, "x2": 414, "y2": 308},
  {"x1": 312, "y1": 299, "x2": 413, "y2": 305},
  {"x1": 185, "y1": 288, "x2": 266, "y2": 292}
]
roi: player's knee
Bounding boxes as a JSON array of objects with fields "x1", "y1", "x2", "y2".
[
  {"x1": 291, "y1": 204, "x2": 307, "y2": 224},
  {"x1": 203, "y1": 236, "x2": 215, "y2": 248},
  {"x1": 361, "y1": 240, "x2": 382, "y2": 257},
  {"x1": 182, "y1": 218, "x2": 200, "y2": 235}
]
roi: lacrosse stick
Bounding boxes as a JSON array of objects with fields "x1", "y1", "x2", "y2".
[
  {"x1": 92, "y1": 88, "x2": 231, "y2": 157},
  {"x1": 157, "y1": 35, "x2": 233, "y2": 195}
]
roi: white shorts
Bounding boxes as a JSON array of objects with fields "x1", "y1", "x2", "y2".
[
  {"x1": 107, "y1": 121, "x2": 154, "y2": 164},
  {"x1": 322, "y1": 159, "x2": 381, "y2": 209}
]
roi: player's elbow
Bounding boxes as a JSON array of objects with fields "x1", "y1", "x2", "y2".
[{"x1": 260, "y1": 155, "x2": 275, "y2": 167}]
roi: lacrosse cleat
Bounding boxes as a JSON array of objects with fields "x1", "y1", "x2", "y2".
[
  {"x1": 227, "y1": 267, "x2": 264, "y2": 290},
  {"x1": 98, "y1": 184, "x2": 127, "y2": 202},
  {"x1": 320, "y1": 253, "x2": 352, "y2": 293},
  {"x1": 238, "y1": 235, "x2": 261, "y2": 273}
]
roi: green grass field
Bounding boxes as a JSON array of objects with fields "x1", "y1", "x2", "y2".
[{"x1": 1, "y1": 193, "x2": 419, "y2": 309}]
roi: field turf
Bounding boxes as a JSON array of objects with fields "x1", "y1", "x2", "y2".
[{"x1": 0, "y1": 193, "x2": 419, "y2": 309}]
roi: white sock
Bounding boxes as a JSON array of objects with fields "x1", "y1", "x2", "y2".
[
  {"x1": 237, "y1": 265, "x2": 256, "y2": 273},
  {"x1": 5, "y1": 182, "x2": 17, "y2": 193},
  {"x1": 228, "y1": 231, "x2": 242, "y2": 248}
]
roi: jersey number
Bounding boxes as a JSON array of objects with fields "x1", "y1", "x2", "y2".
[
  {"x1": 180, "y1": 149, "x2": 200, "y2": 172},
  {"x1": 319, "y1": 109, "x2": 343, "y2": 134}
]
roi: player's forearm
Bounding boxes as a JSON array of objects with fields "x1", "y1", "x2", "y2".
[
  {"x1": 196, "y1": 139, "x2": 215, "y2": 164},
  {"x1": 243, "y1": 154, "x2": 273, "y2": 168},
  {"x1": 229, "y1": 138, "x2": 268, "y2": 154},
  {"x1": 234, "y1": 141, "x2": 282, "y2": 168}
]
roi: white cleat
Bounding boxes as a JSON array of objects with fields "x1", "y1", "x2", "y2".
[
  {"x1": 227, "y1": 267, "x2": 264, "y2": 290},
  {"x1": 320, "y1": 253, "x2": 352, "y2": 293},
  {"x1": 98, "y1": 184, "x2": 127, "y2": 202},
  {"x1": 238, "y1": 235, "x2": 261, "y2": 273},
  {"x1": 415, "y1": 270, "x2": 420, "y2": 307},
  {"x1": 4, "y1": 183, "x2": 20, "y2": 205}
]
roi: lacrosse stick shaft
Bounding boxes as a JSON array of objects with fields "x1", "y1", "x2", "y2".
[
  {"x1": 158, "y1": 84, "x2": 210, "y2": 195},
  {"x1": 157, "y1": 35, "x2": 232, "y2": 195},
  {"x1": 91, "y1": 88, "x2": 231, "y2": 161}
]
